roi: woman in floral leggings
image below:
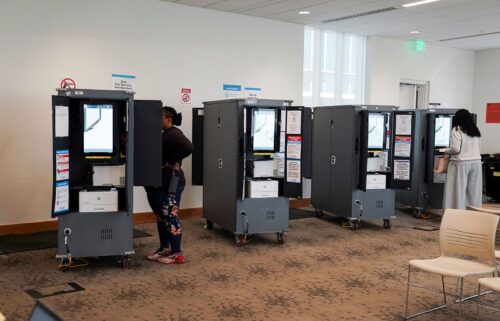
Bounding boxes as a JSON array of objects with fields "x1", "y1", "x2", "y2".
[{"x1": 145, "y1": 106, "x2": 192, "y2": 264}]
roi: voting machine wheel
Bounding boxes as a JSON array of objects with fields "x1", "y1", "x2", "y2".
[
  {"x1": 59, "y1": 258, "x2": 69, "y2": 272},
  {"x1": 277, "y1": 232, "x2": 286, "y2": 244},
  {"x1": 205, "y1": 220, "x2": 214, "y2": 230},
  {"x1": 235, "y1": 234, "x2": 248, "y2": 247},
  {"x1": 413, "y1": 208, "x2": 423, "y2": 219},
  {"x1": 383, "y1": 219, "x2": 392, "y2": 229},
  {"x1": 347, "y1": 219, "x2": 361, "y2": 231},
  {"x1": 119, "y1": 255, "x2": 129, "y2": 268},
  {"x1": 314, "y1": 209, "x2": 324, "y2": 218}
]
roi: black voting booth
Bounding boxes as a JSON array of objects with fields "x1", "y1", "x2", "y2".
[
  {"x1": 310, "y1": 105, "x2": 416, "y2": 229},
  {"x1": 51, "y1": 88, "x2": 163, "y2": 267},
  {"x1": 395, "y1": 109, "x2": 478, "y2": 218},
  {"x1": 192, "y1": 99, "x2": 309, "y2": 245}
]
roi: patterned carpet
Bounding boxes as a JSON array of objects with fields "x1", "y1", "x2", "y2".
[{"x1": 0, "y1": 210, "x2": 499, "y2": 321}]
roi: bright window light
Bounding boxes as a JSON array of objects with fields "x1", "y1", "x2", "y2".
[
  {"x1": 402, "y1": 0, "x2": 439, "y2": 8},
  {"x1": 299, "y1": 11, "x2": 310, "y2": 15}
]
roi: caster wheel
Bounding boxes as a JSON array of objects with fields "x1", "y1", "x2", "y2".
[
  {"x1": 205, "y1": 220, "x2": 214, "y2": 230},
  {"x1": 383, "y1": 219, "x2": 392, "y2": 229},
  {"x1": 349, "y1": 219, "x2": 360, "y2": 231},
  {"x1": 119, "y1": 255, "x2": 129, "y2": 268},
  {"x1": 277, "y1": 232, "x2": 286, "y2": 244},
  {"x1": 315, "y1": 209, "x2": 324, "y2": 218},
  {"x1": 59, "y1": 258, "x2": 69, "y2": 271},
  {"x1": 235, "y1": 234, "x2": 247, "y2": 247},
  {"x1": 413, "y1": 209, "x2": 422, "y2": 219}
]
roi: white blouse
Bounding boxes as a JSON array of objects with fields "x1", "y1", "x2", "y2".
[{"x1": 447, "y1": 127, "x2": 481, "y2": 161}]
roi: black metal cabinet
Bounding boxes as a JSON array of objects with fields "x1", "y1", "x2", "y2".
[
  {"x1": 311, "y1": 105, "x2": 415, "y2": 228},
  {"x1": 395, "y1": 109, "x2": 464, "y2": 217},
  {"x1": 133, "y1": 100, "x2": 163, "y2": 187},
  {"x1": 311, "y1": 108, "x2": 334, "y2": 211},
  {"x1": 51, "y1": 89, "x2": 163, "y2": 264},
  {"x1": 201, "y1": 99, "x2": 302, "y2": 244}
]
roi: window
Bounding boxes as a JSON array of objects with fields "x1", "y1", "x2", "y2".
[{"x1": 303, "y1": 27, "x2": 366, "y2": 107}]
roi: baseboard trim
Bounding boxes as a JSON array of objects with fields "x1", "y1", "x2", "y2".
[
  {"x1": 0, "y1": 221, "x2": 58, "y2": 236},
  {"x1": 0, "y1": 199, "x2": 311, "y2": 236},
  {"x1": 290, "y1": 198, "x2": 311, "y2": 208}
]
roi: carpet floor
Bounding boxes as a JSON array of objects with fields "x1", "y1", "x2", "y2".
[{"x1": 0, "y1": 209, "x2": 499, "y2": 321}]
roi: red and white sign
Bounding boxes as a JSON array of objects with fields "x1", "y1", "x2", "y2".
[
  {"x1": 56, "y1": 151, "x2": 70, "y2": 181},
  {"x1": 60, "y1": 78, "x2": 76, "y2": 89},
  {"x1": 181, "y1": 88, "x2": 192, "y2": 104},
  {"x1": 486, "y1": 103, "x2": 500, "y2": 123}
]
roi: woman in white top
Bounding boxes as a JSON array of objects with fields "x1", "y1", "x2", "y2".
[{"x1": 443, "y1": 109, "x2": 482, "y2": 209}]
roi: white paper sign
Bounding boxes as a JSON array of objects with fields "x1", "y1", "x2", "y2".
[
  {"x1": 243, "y1": 87, "x2": 262, "y2": 100},
  {"x1": 286, "y1": 136, "x2": 302, "y2": 159},
  {"x1": 112, "y1": 74, "x2": 135, "y2": 91},
  {"x1": 54, "y1": 180, "x2": 69, "y2": 214},
  {"x1": 394, "y1": 136, "x2": 412, "y2": 157},
  {"x1": 286, "y1": 160, "x2": 301, "y2": 183},
  {"x1": 286, "y1": 110, "x2": 302, "y2": 135},
  {"x1": 394, "y1": 160, "x2": 411, "y2": 180},
  {"x1": 223, "y1": 84, "x2": 242, "y2": 99},
  {"x1": 55, "y1": 106, "x2": 69, "y2": 137},
  {"x1": 281, "y1": 110, "x2": 287, "y2": 128},
  {"x1": 395, "y1": 114, "x2": 412, "y2": 135},
  {"x1": 279, "y1": 131, "x2": 286, "y2": 153},
  {"x1": 56, "y1": 150, "x2": 70, "y2": 181},
  {"x1": 275, "y1": 153, "x2": 285, "y2": 175}
]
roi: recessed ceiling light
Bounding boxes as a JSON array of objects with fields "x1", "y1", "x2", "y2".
[
  {"x1": 410, "y1": 30, "x2": 421, "y2": 34},
  {"x1": 299, "y1": 11, "x2": 310, "y2": 15},
  {"x1": 402, "y1": 0, "x2": 439, "y2": 8}
]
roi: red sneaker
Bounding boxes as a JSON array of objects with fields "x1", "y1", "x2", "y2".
[{"x1": 158, "y1": 253, "x2": 185, "y2": 264}]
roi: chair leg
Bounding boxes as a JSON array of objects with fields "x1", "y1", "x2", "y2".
[
  {"x1": 458, "y1": 277, "x2": 464, "y2": 321},
  {"x1": 405, "y1": 268, "x2": 448, "y2": 320},
  {"x1": 405, "y1": 265, "x2": 411, "y2": 319},
  {"x1": 441, "y1": 275, "x2": 447, "y2": 306},
  {"x1": 477, "y1": 283, "x2": 481, "y2": 321}
]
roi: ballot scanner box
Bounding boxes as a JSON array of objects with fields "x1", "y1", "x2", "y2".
[
  {"x1": 247, "y1": 159, "x2": 276, "y2": 178},
  {"x1": 79, "y1": 189, "x2": 118, "y2": 212},
  {"x1": 366, "y1": 174, "x2": 387, "y2": 189},
  {"x1": 247, "y1": 180, "x2": 279, "y2": 198}
]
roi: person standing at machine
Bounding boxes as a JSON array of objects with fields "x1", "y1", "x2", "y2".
[
  {"x1": 443, "y1": 109, "x2": 482, "y2": 209},
  {"x1": 145, "y1": 106, "x2": 193, "y2": 264}
]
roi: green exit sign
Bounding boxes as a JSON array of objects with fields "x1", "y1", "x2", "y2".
[{"x1": 415, "y1": 40, "x2": 426, "y2": 51}]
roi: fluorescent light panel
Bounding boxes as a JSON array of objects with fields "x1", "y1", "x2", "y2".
[{"x1": 402, "y1": 0, "x2": 439, "y2": 8}]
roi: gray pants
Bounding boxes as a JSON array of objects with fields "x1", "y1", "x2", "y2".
[{"x1": 443, "y1": 160, "x2": 482, "y2": 210}]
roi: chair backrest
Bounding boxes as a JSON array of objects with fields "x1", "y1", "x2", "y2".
[
  {"x1": 439, "y1": 209, "x2": 499, "y2": 266},
  {"x1": 466, "y1": 205, "x2": 500, "y2": 245},
  {"x1": 466, "y1": 205, "x2": 500, "y2": 215}
]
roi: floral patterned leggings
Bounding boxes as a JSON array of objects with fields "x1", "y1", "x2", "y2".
[{"x1": 146, "y1": 184, "x2": 184, "y2": 253}]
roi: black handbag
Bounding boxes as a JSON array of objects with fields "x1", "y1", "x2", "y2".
[{"x1": 167, "y1": 169, "x2": 180, "y2": 193}]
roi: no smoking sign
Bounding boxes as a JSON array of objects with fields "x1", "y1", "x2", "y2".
[{"x1": 181, "y1": 88, "x2": 191, "y2": 104}]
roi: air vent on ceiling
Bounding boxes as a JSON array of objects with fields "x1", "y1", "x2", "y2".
[
  {"x1": 440, "y1": 31, "x2": 500, "y2": 42},
  {"x1": 322, "y1": 7, "x2": 397, "y2": 24}
]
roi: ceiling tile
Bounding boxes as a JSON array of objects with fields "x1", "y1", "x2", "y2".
[{"x1": 161, "y1": 0, "x2": 500, "y2": 49}]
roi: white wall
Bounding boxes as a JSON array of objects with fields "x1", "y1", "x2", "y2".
[
  {"x1": 0, "y1": 0, "x2": 304, "y2": 225},
  {"x1": 366, "y1": 37, "x2": 475, "y2": 109},
  {"x1": 472, "y1": 49, "x2": 500, "y2": 154}
]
